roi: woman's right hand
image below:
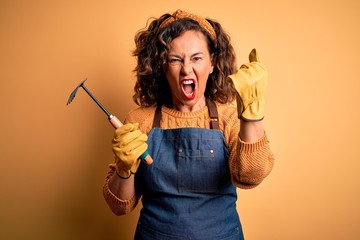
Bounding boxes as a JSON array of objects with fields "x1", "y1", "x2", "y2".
[{"x1": 112, "y1": 123, "x2": 148, "y2": 179}]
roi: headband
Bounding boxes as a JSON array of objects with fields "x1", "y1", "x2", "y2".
[{"x1": 159, "y1": 10, "x2": 217, "y2": 42}]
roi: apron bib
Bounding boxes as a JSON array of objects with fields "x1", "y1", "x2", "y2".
[{"x1": 134, "y1": 99, "x2": 244, "y2": 240}]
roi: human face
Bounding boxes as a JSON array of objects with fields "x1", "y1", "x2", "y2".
[{"x1": 163, "y1": 30, "x2": 214, "y2": 112}]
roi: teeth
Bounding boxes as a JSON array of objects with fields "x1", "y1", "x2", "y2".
[
  {"x1": 183, "y1": 80, "x2": 194, "y2": 84},
  {"x1": 182, "y1": 79, "x2": 195, "y2": 98}
]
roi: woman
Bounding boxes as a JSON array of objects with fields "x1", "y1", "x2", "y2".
[{"x1": 103, "y1": 10, "x2": 274, "y2": 240}]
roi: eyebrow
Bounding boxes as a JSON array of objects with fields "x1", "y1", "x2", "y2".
[{"x1": 168, "y1": 52, "x2": 205, "y2": 58}]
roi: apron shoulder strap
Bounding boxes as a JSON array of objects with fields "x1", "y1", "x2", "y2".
[
  {"x1": 153, "y1": 105, "x2": 162, "y2": 128},
  {"x1": 152, "y1": 99, "x2": 220, "y2": 130},
  {"x1": 206, "y1": 98, "x2": 220, "y2": 130}
]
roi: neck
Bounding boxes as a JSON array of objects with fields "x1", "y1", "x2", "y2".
[{"x1": 172, "y1": 96, "x2": 206, "y2": 112}]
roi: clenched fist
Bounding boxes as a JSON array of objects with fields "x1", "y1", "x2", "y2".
[{"x1": 112, "y1": 123, "x2": 148, "y2": 178}]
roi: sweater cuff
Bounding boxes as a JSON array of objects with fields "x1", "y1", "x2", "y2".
[
  {"x1": 238, "y1": 132, "x2": 269, "y2": 153},
  {"x1": 103, "y1": 164, "x2": 138, "y2": 215},
  {"x1": 104, "y1": 179, "x2": 136, "y2": 201}
]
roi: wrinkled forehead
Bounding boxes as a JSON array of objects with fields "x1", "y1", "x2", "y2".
[
  {"x1": 162, "y1": 19, "x2": 213, "y2": 47},
  {"x1": 167, "y1": 30, "x2": 210, "y2": 56}
]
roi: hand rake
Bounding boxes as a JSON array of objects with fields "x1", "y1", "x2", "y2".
[{"x1": 66, "y1": 79, "x2": 153, "y2": 165}]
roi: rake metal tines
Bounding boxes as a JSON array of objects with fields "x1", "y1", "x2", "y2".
[
  {"x1": 66, "y1": 79, "x2": 87, "y2": 106},
  {"x1": 66, "y1": 79, "x2": 111, "y2": 118}
]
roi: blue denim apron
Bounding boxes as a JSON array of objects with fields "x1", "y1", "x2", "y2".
[{"x1": 134, "y1": 99, "x2": 244, "y2": 240}]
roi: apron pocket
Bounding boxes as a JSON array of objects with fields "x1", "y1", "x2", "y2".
[{"x1": 177, "y1": 148, "x2": 231, "y2": 193}]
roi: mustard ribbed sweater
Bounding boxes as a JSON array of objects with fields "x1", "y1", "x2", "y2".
[{"x1": 103, "y1": 102, "x2": 274, "y2": 215}]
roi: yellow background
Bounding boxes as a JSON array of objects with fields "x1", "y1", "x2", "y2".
[{"x1": 1, "y1": 0, "x2": 359, "y2": 239}]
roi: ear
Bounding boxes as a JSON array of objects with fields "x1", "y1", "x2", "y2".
[{"x1": 209, "y1": 66, "x2": 214, "y2": 74}]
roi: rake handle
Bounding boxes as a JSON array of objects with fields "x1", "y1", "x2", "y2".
[{"x1": 109, "y1": 115, "x2": 153, "y2": 165}]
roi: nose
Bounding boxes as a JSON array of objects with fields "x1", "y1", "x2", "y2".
[{"x1": 180, "y1": 59, "x2": 193, "y2": 75}]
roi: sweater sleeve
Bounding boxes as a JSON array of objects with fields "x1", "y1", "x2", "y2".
[
  {"x1": 102, "y1": 107, "x2": 155, "y2": 216},
  {"x1": 218, "y1": 103, "x2": 274, "y2": 189},
  {"x1": 230, "y1": 134, "x2": 274, "y2": 189},
  {"x1": 102, "y1": 163, "x2": 140, "y2": 215}
]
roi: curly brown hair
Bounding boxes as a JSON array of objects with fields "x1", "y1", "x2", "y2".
[{"x1": 132, "y1": 12, "x2": 238, "y2": 107}]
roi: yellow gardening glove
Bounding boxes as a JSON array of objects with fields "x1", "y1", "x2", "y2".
[
  {"x1": 228, "y1": 48, "x2": 268, "y2": 121},
  {"x1": 112, "y1": 123, "x2": 148, "y2": 178}
]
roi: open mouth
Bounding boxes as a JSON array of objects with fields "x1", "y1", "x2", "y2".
[{"x1": 181, "y1": 79, "x2": 196, "y2": 99}]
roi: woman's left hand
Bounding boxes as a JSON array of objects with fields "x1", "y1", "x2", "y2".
[{"x1": 228, "y1": 48, "x2": 268, "y2": 121}]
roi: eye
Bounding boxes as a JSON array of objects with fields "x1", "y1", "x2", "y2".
[
  {"x1": 192, "y1": 56, "x2": 203, "y2": 62},
  {"x1": 168, "y1": 58, "x2": 182, "y2": 65}
]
